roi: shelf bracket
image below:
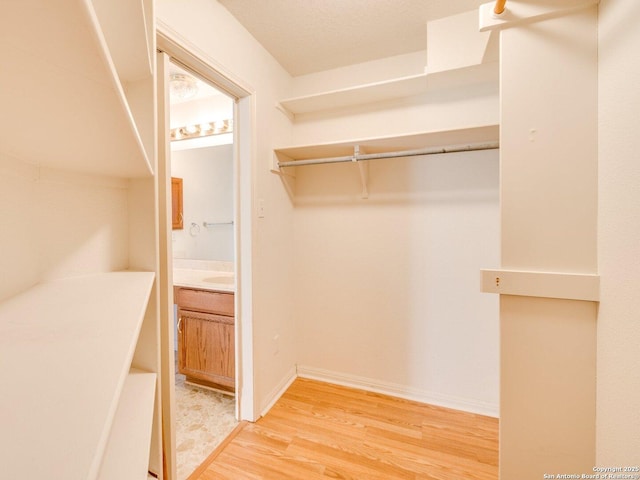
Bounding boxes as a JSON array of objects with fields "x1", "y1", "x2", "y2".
[
  {"x1": 275, "y1": 102, "x2": 295, "y2": 122},
  {"x1": 271, "y1": 151, "x2": 297, "y2": 176},
  {"x1": 271, "y1": 152, "x2": 296, "y2": 201},
  {"x1": 353, "y1": 145, "x2": 369, "y2": 199}
]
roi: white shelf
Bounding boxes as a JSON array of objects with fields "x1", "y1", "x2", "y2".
[
  {"x1": 274, "y1": 124, "x2": 499, "y2": 163},
  {"x1": 91, "y1": 0, "x2": 154, "y2": 83},
  {"x1": 0, "y1": 272, "x2": 155, "y2": 480},
  {"x1": 98, "y1": 370, "x2": 157, "y2": 480},
  {"x1": 273, "y1": 124, "x2": 499, "y2": 199},
  {"x1": 480, "y1": 269, "x2": 600, "y2": 302},
  {"x1": 0, "y1": 1, "x2": 152, "y2": 178},
  {"x1": 90, "y1": 0, "x2": 156, "y2": 165},
  {"x1": 278, "y1": 62, "x2": 498, "y2": 116},
  {"x1": 280, "y1": 73, "x2": 429, "y2": 116}
]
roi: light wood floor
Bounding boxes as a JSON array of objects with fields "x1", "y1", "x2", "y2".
[{"x1": 190, "y1": 378, "x2": 498, "y2": 480}]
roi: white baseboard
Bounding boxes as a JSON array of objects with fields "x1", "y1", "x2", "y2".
[
  {"x1": 259, "y1": 366, "x2": 297, "y2": 418},
  {"x1": 296, "y1": 365, "x2": 499, "y2": 418}
]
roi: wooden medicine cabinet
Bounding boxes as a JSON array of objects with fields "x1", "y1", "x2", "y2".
[{"x1": 172, "y1": 177, "x2": 183, "y2": 229}]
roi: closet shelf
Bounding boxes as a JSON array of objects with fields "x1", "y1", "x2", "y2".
[
  {"x1": 278, "y1": 62, "x2": 498, "y2": 116},
  {"x1": 480, "y1": 269, "x2": 600, "y2": 302},
  {"x1": 0, "y1": 0, "x2": 153, "y2": 178},
  {"x1": 90, "y1": 0, "x2": 156, "y2": 165},
  {"x1": 0, "y1": 271, "x2": 155, "y2": 480},
  {"x1": 272, "y1": 124, "x2": 499, "y2": 199},
  {"x1": 98, "y1": 369, "x2": 157, "y2": 480},
  {"x1": 274, "y1": 124, "x2": 499, "y2": 165},
  {"x1": 91, "y1": 0, "x2": 154, "y2": 83}
]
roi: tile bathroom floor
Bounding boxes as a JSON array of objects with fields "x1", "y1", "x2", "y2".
[{"x1": 175, "y1": 365, "x2": 238, "y2": 480}]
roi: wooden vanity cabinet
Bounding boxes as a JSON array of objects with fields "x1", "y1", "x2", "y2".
[{"x1": 175, "y1": 288, "x2": 235, "y2": 392}]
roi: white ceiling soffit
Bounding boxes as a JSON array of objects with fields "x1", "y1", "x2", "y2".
[{"x1": 217, "y1": 0, "x2": 487, "y2": 77}]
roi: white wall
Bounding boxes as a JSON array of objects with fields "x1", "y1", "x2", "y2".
[
  {"x1": 0, "y1": 155, "x2": 40, "y2": 301},
  {"x1": 170, "y1": 93, "x2": 232, "y2": 131},
  {"x1": 291, "y1": 80, "x2": 498, "y2": 148},
  {"x1": 287, "y1": 44, "x2": 501, "y2": 415},
  {"x1": 0, "y1": 154, "x2": 129, "y2": 303},
  {"x1": 293, "y1": 150, "x2": 500, "y2": 414},
  {"x1": 156, "y1": 0, "x2": 296, "y2": 415},
  {"x1": 171, "y1": 144, "x2": 234, "y2": 261},
  {"x1": 290, "y1": 50, "x2": 427, "y2": 98},
  {"x1": 597, "y1": 0, "x2": 640, "y2": 462}
]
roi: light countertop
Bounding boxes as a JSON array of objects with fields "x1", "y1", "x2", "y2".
[{"x1": 173, "y1": 259, "x2": 235, "y2": 293}]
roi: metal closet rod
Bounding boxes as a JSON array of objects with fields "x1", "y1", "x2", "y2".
[{"x1": 277, "y1": 141, "x2": 500, "y2": 168}]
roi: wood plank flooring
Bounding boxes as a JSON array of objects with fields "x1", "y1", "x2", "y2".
[{"x1": 191, "y1": 378, "x2": 498, "y2": 480}]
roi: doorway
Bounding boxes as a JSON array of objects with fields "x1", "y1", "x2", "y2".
[
  {"x1": 168, "y1": 61, "x2": 238, "y2": 479},
  {"x1": 157, "y1": 30, "x2": 256, "y2": 480}
]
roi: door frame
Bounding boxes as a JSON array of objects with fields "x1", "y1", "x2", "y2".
[{"x1": 156, "y1": 22, "x2": 256, "y2": 480}]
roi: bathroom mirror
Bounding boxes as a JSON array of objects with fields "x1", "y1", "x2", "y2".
[
  {"x1": 171, "y1": 177, "x2": 183, "y2": 230},
  {"x1": 171, "y1": 145, "x2": 234, "y2": 261}
]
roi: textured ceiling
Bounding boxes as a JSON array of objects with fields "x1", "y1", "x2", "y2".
[{"x1": 217, "y1": 0, "x2": 487, "y2": 76}]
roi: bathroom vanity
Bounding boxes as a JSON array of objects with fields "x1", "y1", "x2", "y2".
[{"x1": 173, "y1": 261, "x2": 235, "y2": 393}]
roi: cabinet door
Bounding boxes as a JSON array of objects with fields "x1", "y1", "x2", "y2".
[
  {"x1": 171, "y1": 177, "x2": 183, "y2": 230},
  {"x1": 177, "y1": 308, "x2": 235, "y2": 390}
]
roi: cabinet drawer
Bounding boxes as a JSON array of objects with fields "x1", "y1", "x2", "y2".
[{"x1": 175, "y1": 288, "x2": 234, "y2": 316}]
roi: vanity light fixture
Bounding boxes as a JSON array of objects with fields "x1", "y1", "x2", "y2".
[{"x1": 170, "y1": 118, "x2": 233, "y2": 141}]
